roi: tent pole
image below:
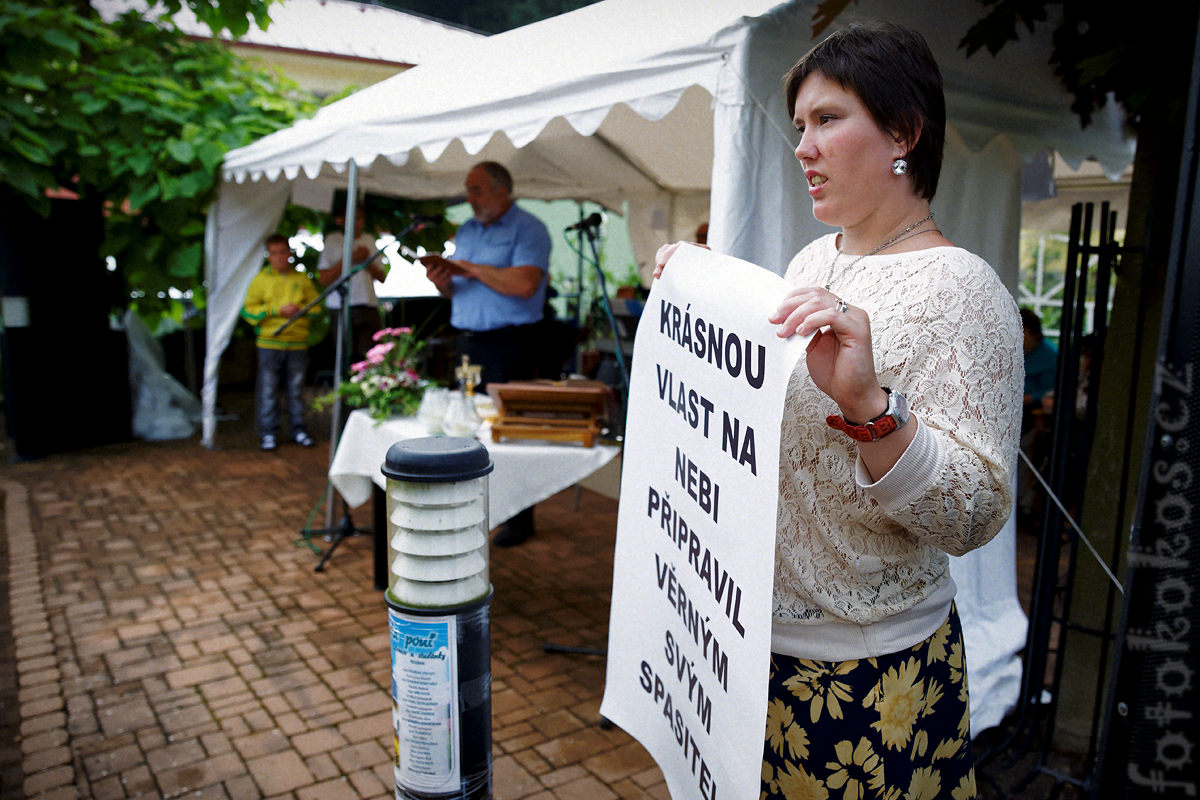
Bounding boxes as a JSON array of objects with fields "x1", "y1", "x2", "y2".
[{"x1": 325, "y1": 163, "x2": 359, "y2": 529}]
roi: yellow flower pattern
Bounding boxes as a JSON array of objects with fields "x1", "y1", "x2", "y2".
[
  {"x1": 825, "y1": 737, "x2": 885, "y2": 800},
  {"x1": 905, "y1": 766, "x2": 941, "y2": 800},
  {"x1": 932, "y1": 737, "x2": 962, "y2": 763},
  {"x1": 783, "y1": 660, "x2": 856, "y2": 723},
  {"x1": 762, "y1": 608, "x2": 976, "y2": 799},
  {"x1": 767, "y1": 697, "x2": 812, "y2": 760},
  {"x1": 872, "y1": 658, "x2": 925, "y2": 751},
  {"x1": 950, "y1": 771, "x2": 977, "y2": 800},
  {"x1": 926, "y1": 624, "x2": 949, "y2": 665},
  {"x1": 776, "y1": 761, "x2": 830, "y2": 800}
]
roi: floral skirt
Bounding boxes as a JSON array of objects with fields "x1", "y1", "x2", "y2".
[{"x1": 762, "y1": 605, "x2": 975, "y2": 800}]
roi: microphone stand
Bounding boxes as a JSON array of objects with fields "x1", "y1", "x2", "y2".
[
  {"x1": 545, "y1": 217, "x2": 619, "y2": 695},
  {"x1": 279, "y1": 221, "x2": 426, "y2": 572}
]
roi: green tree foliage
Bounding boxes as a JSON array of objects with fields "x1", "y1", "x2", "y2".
[
  {"x1": 814, "y1": 0, "x2": 1190, "y2": 134},
  {"x1": 0, "y1": 0, "x2": 318, "y2": 324},
  {"x1": 958, "y1": 0, "x2": 1193, "y2": 131}
]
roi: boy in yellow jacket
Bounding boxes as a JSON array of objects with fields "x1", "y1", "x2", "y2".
[{"x1": 241, "y1": 235, "x2": 320, "y2": 451}]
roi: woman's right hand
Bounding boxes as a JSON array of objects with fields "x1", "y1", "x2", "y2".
[{"x1": 653, "y1": 240, "x2": 709, "y2": 279}]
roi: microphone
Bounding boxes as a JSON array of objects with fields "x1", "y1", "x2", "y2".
[
  {"x1": 564, "y1": 213, "x2": 603, "y2": 232},
  {"x1": 407, "y1": 214, "x2": 445, "y2": 234}
]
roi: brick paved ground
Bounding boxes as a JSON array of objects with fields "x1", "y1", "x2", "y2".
[
  {"x1": 1, "y1": 392, "x2": 666, "y2": 799},
  {"x1": 2, "y1": 389, "x2": 1070, "y2": 800}
]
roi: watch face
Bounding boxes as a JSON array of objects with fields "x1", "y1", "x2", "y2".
[{"x1": 890, "y1": 390, "x2": 910, "y2": 425}]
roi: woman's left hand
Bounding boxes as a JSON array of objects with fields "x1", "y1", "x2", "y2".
[{"x1": 768, "y1": 287, "x2": 886, "y2": 422}]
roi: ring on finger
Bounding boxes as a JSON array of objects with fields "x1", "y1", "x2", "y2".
[{"x1": 837, "y1": 299, "x2": 848, "y2": 313}]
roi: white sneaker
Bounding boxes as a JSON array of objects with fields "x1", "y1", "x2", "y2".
[
  {"x1": 260, "y1": 434, "x2": 277, "y2": 451},
  {"x1": 294, "y1": 432, "x2": 314, "y2": 447}
]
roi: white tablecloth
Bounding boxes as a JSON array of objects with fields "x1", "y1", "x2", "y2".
[{"x1": 329, "y1": 409, "x2": 622, "y2": 525}]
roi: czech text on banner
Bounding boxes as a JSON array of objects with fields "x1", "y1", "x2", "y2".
[{"x1": 601, "y1": 245, "x2": 808, "y2": 800}]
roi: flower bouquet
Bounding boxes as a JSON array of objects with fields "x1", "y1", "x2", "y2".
[{"x1": 314, "y1": 326, "x2": 427, "y2": 421}]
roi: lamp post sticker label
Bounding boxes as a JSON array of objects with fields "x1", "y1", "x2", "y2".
[
  {"x1": 601, "y1": 245, "x2": 809, "y2": 800},
  {"x1": 389, "y1": 609, "x2": 460, "y2": 792}
]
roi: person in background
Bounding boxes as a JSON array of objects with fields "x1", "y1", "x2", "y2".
[
  {"x1": 319, "y1": 209, "x2": 388, "y2": 365},
  {"x1": 419, "y1": 161, "x2": 553, "y2": 547},
  {"x1": 656, "y1": 22, "x2": 1021, "y2": 797},
  {"x1": 1021, "y1": 307, "x2": 1058, "y2": 414},
  {"x1": 241, "y1": 234, "x2": 320, "y2": 451}
]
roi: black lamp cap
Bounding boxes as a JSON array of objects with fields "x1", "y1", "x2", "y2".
[{"x1": 381, "y1": 437, "x2": 493, "y2": 483}]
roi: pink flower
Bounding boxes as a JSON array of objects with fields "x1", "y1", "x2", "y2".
[
  {"x1": 375, "y1": 326, "x2": 413, "y2": 340},
  {"x1": 366, "y1": 341, "x2": 394, "y2": 362},
  {"x1": 349, "y1": 360, "x2": 370, "y2": 373}
]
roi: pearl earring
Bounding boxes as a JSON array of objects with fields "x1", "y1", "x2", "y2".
[{"x1": 892, "y1": 158, "x2": 909, "y2": 176}]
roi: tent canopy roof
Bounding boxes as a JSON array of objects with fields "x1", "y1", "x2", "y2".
[{"x1": 221, "y1": 0, "x2": 1135, "y2": 208}]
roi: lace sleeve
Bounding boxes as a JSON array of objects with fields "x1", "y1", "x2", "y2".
[{"x1": 862, "y1": 251, "x2": 1024, "y2": 555}]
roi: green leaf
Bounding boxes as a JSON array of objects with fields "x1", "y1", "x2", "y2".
[
  {"x1": 167, "y1": 241, "x2": 202, "y2": 278},
  {"x1": 0, "y1": 157, "x2": 42, "y2": 198},
  {"x1": 176, "y1": 169, "x2": 213, "y2": 199},
  {"x1": 178, "y1": 219, "x2": 206, "y2": 237},
  {"x1": 196, "y1": 140, "x2": 226, "y2": 171},
  {"x1": 39, "y1": 27, "x2": 80, "y2": 57},
  {"x1": 128, "y1": 180, "x2": 160, "y2": 210},
  {"x1": 77, "y1": 94, "x2": 108, "y2": 115},
  {"x1": 158, "y1": 173, "x2": 180, "y2": 202},
  {"x1": 4, "y1": 71, "x2": 48, "y2": 91},
  {"x1": 116, "y1": 95, "x2": 151, "y2": 114},
  {"x1": 166, "y1": 139, "x2": 195, "y2": 163},
  {"x1": 8, "y1": 134, "x2": 52, "y2": 166},
  {"x1": 126, "y1": 151, "x2": 154, "y2": 177}
]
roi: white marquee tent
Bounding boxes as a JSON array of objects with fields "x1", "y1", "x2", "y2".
[
  {"x1": 206, "y1": 0, "x2": 1133, "y2": 447},
  {"x1": 203, "y1": 0, "x2": 1135, "y2": 736}
]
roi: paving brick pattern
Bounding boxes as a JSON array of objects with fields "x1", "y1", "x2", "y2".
[
  {"x1": 2, "y1": 392, "x2": 1059, "y2": 800},
  {"x1": 1, "y1": 408, "x2": 667, "y2": 800}
]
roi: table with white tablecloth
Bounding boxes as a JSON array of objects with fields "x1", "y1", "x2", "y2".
[{"x1": 328, "y1": 409, "x2": 622, "y2": 586}]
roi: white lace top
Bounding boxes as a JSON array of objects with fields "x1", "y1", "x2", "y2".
[{"x1": 773, "y1": 234, "x2": 1023, "y2": 630}]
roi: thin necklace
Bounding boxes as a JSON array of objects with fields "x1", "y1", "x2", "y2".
[{"x1": 824, "y1": 211, "x2": 935, "y2": 290}]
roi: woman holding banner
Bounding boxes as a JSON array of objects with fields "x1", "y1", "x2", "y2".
[{"x1": 656, "y1": 21, "x2": 1021, "y2": 799}]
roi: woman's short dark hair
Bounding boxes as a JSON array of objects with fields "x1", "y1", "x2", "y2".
[{"x1": 783, "y1": 21, "x2": 945, "y2": 200}]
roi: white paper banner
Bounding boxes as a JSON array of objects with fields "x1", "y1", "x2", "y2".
[{"x1": 601, "y1": 245, "x2": 809, "y2": 800}]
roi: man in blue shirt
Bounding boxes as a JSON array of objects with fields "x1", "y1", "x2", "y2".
[{"x1": 421, "y1": 161, "x2": 553, "y2": 546}]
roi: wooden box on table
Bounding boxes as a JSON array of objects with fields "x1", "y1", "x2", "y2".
[{"x1": 486, "y1": 380, "x2": 610, "y2": 447}]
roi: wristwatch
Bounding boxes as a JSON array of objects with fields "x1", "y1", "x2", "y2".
[{"x1": 826, "y1": 387, "x2": 910, "y2": 442}]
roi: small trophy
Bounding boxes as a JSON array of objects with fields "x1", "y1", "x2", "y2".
[{"x1": 456, "y1": 355, "x2": 482, "y2": 396}]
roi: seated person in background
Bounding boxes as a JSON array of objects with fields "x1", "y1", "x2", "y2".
[
  {"x1": 1018, "y1": 308, "x2": 1058, "y2": 518},
  {"x1": 241, "y1": 235, "x2": 320, "y2": 451},
  {"x1": 1022, "y1": 307, "x2": 1058, "y2": 413}
]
